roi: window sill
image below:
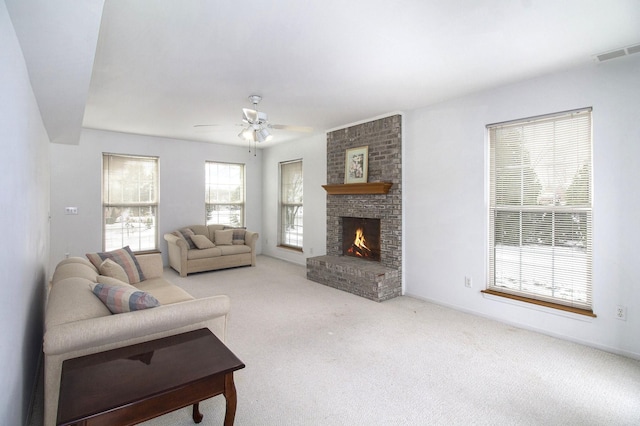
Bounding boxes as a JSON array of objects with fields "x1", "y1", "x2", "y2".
[
  {"x1": 481, "y1": 289, "x2": 596, "y2": 318},
  {"x1": 133, "y1": 249, "x2": 161, "y2": 255},
  {"x1": 277, "y1": 245, "x2": 303, "y2": 253}
]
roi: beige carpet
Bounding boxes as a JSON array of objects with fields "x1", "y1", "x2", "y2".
[{"x1": 31, "y1": 255, "x2": 640, "y2": 425}]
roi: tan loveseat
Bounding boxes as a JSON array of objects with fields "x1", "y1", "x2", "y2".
[
  {"x1": 43, "y1": 253, "x2": 230, "y2": 426},
  {"x1": 164, "y1": 224, "x2": 259, "y2": 276}
]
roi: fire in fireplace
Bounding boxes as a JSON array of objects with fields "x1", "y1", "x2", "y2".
[{"x1": 342, "y1": 217, "x2": 381, "y2": 262}]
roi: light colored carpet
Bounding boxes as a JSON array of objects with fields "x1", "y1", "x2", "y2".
[{"x1": 30, "y1": 255, "x2": 640, "y2": 425}]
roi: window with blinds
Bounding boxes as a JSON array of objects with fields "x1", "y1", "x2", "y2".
[
  {"x1": 205, "y1": 162, "x2": 245, "y2": 227},
  {"x1": 103, "y1": 153, "x2": 159, "y2": 252},
  {"x1": 486, "y1": 108, "x2": 594, "y2": 315},
  {"x1": 280, "y1": 160, "x2": 303, "y2": 249}
]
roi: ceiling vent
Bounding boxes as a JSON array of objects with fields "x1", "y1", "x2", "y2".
[{"x1": 594, "y1": 43, "x2": 640, "y2": 62}]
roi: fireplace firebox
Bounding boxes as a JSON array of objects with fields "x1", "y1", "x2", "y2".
[{"x1": 342, "y1": 217, "x2": 381, "y2": 262}]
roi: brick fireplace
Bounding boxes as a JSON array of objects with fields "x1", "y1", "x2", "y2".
[{"x1": 306, "y1": 115, "x2": 402, "y2": 302}]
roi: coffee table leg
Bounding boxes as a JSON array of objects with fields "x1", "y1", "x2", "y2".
[
  {"x1": 192, "y1": 402, "x2": 203, "y2": 424},
  {"x1": 223, "y1": 373, "x2": 238, "y2": 426}
]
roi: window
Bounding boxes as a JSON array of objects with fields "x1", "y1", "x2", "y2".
[
  {"x1": 103, "y1": 153, "x2": 159, "y2": 252},
  {"x1": 280, "y1": 160, "x2": 303, "y2": 249},
  {"x1": 487, "y1": 108, "x2": 593, "y2": 315},
  {"x1": 205, "y1": 162, "x2": 245, "y2": 227}
]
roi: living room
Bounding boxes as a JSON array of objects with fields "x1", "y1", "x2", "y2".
[{"x1": 3, "y1": 1, "x2": 640, "y2": 425}]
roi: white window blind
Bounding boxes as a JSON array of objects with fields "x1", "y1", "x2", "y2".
[
  {"x1": 280, "y1": 160, "x2": 303, "y2": 249},
  {"x1": 103, "y1": 153, "x2": 159, "y2": 252},
  {"x1": 205, "y1": 162, "x2": 245, "y2": 227},
  {"x1": 488, "y1": 108, "x2": 593, "y2": 312}
]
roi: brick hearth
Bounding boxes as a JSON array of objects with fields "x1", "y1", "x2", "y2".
[
  {"x1": 306, "y1": 115, "x2": 402, "y2": 302},
  {"x1": 306, "y1": 255, "x2": 400, "y2": 302}
]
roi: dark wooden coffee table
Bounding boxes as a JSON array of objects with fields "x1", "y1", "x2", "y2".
[{"x1": 57, "y1": 328, "x2": 245, "y2": 426}]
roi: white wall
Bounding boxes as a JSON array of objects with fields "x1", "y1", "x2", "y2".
[
  {"x1": 403, "y1": 55, "x2": 640, "y2": 358},
  {"x1": 261, "y1": 133, "x2": 327, "y2": 265},
  {"x1": 49, "y1": 130, "x2": 263, "y2": 270},
  {"x1": 1, "y1": 2, "x2": 51, "y2": 424}
]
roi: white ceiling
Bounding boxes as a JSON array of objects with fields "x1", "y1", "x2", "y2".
[{"x1": 7, "y1": 0, "x2": 640, "y2": 148}]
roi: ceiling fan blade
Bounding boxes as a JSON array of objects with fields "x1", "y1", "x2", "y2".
[
  {"x1": 193, "y1": 124, "x2": 219, "y2": 128},
  {"x1": 242, "y1": 108, "x2": 258, "y2": 124},
  {"x1": 270, "y1": 124, "x2": 314, "y2": 132},
  {"x1": 256, "y1": 111, "x2": 268, "y2": 123}
]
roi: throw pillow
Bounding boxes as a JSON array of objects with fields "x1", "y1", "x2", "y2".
[
  {"x1": 86, "y1": 246, "x2": 146, "y2": 284},
  {"x1": 173, "y1": 228, "x2": 197, "y2": 249},
  {"x1": 214, "y1": 229, "x2": 233, "y2": 246},
  {"x1": 190, "y1": 234, "x2": 216, "y2": 249},
  {"x1": 98, "y1": 258, "x2": 130, "y2": 284},
  {"x1": 224, "y1": 226, "x2": 246, "y2": 245},
  {"x1": 90, "y1": 283, "x2": 160, "y2": 314}
]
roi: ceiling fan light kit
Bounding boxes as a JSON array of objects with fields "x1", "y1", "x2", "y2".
[
  {"x1": 258, "y1": 128, "x2": 272, "y2": 142},
  {"x1": 239, "y1": 94, "x2": 274, "y2": 146}
]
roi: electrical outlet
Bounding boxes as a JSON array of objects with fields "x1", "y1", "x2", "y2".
[
  {"x1": 616, "y1": 305, "x2": 627, "y2": 321},
  {"x1": 65, "y1": 207, "x2": 78, "y2": 215},
  {"x1": 465, "y1": 276, "x2": 472, "y2": 288}
]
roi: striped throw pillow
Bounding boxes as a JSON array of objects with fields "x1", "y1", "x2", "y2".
[{"x1": 86, "y1": 246, "x2": 146, "y2": 284}]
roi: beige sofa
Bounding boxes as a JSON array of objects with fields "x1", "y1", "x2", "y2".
[
  {"x1": 43, "y1": 253, "x2": 230, "y2": 426},
  {"x1": 164, "y1": 224, "x2": 259, "y2": 276}
]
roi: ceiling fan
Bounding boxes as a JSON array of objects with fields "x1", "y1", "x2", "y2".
[
  {"x1": 194, "y1": 95, "x2": 313, "y2": 154},
  {"x1": 236, "y1": 94, "x2": 313, "y2": 144}
]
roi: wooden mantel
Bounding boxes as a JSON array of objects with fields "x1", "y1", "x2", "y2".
[{"x1": 322, "y1": 182, "x2": 393, "y2": 195}]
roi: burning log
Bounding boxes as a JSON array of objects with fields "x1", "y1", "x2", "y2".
[{"x1": 347, "y1": 228, "x2": 372, "y2": 258}]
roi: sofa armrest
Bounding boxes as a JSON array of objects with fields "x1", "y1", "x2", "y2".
[
  {"x1": 244, "y1": 231, "x2": 258, "y2": 249},
  {"x1": 164, "y1": 233, "x2": 189, "y2": 276},
  {"x1": 244, "y1": 231, "x2": 259, "y2": 266},
  {"x1": 135, "y1": 253, "x2": 164, "y2": 279},
  {"x1": 43, "y1": 295, "x2": 230, "y2": 356}
]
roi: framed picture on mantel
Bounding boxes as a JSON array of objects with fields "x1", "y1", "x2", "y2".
[{"x1": 344, "y1": 146, "x2": 368, "y2": 184}]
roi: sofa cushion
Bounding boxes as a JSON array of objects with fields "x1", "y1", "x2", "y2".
[
  {"x1": 45, "y1": 278, "x2": 112, "y2": 329},
  {"x1": 173, "y1": 228, "x2": 197, "y2": 249},
  {"x1": 191, "y1": 234, "x2": 215, "y2": 249},
  {"x1": 99, "y1": 258, "x2": 130, "y2": 283},
  {"x1": 214, "y1": 229, "x2": 233, "y2": 245},
  {"x1": 52, "y1": 261, "x2": 98, "y2": 285},
  {"x1": 86, "y1": 246, "x2": 146, "y2": 284},
  {"x1": 134, "y1": 277, "x2": 195, "y2": 305},
  {"x1": 187, "y1": 247, "x2": 222, "y2": 260},
  {"x1": 97, "y1": 275, "x2": 133, "y2": 288},
  {"x1": 91, "y1": 283, "x2": 160, "y2": 314}
]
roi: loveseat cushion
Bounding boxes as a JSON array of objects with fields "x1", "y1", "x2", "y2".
[
  {"x1": 91, "y1": 283, "x2": 160, "y2": 314},
  {"x1": 187, "y1": 247, "x2": 222, "y2": 260},
  {"x1": 214, "y1": 229, "x2": 233, "y2": 245},
  {"x1": 218, "y1": 245, "x2": 252, "y2": 255},
  {"x1": 86, "y1": 246, "x2": 146, "y2": 284}
]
